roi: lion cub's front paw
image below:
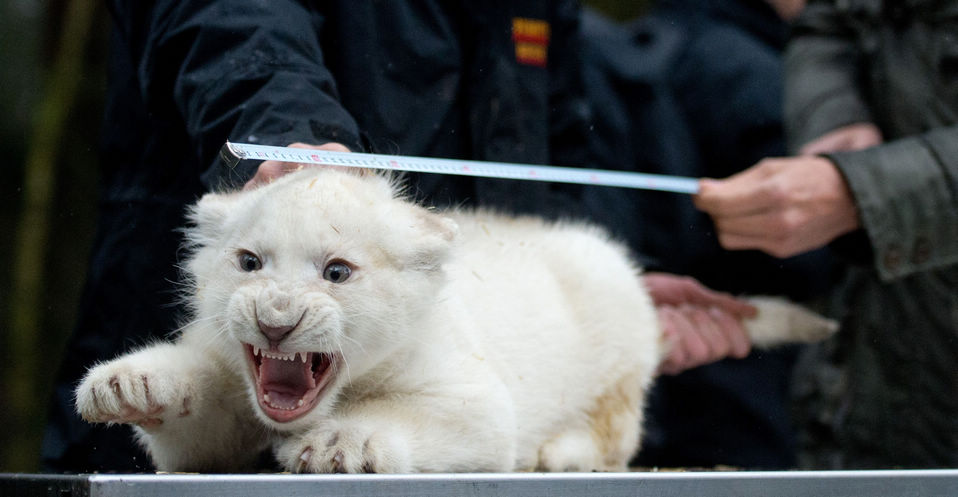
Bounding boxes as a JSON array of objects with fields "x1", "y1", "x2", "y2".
[
  {"x1": 75, "y1": 357, "x2": 195, "y2": 428},
  {"x1": 277, "y1": 420, "x2": 411, "y2": 473}
]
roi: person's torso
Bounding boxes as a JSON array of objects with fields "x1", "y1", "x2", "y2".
[
  {"x1": 838, "y1": 0, "x2": 958, "y2": 138},
  {"x1": 318, "y1": 1, "x2": 571, "y2": 212},
  {"x1": 103, "y1": 1, "x2": 579, "y2": 215}
]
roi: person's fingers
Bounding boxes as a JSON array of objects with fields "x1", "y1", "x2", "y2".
[
  {"x1": 658, "y1": 307, "x2": 696, "y2": 375},
  {"x1": 244, "y1": 142, "x2": 352, "y2": 190},
  {"x1": 715, "y1": 231, "x2": 803, "y2": 258},
  {"x1": 694, "y1": 162, "x2": 782, "y2": 217},
  {"x1": 686, "y1": 305, "x2": 730, "y2": 361},
  {"x1": 709, "y1": 307, "x2": 752, "y2": 359},
  {"x1": 644, "y1": 273, "x2": 699, "y2": 307},
  {"x1": 680, "y1": 282, "x2": 757, "y2": 319},
  {"x1": 711, "y1": 210, "x2": 791, "y2": 239},
  {"x1": 673, "y1": 308, "x2": 709, "y2": 369},
  {"x1": 798, "y1": 123, "x2": 883, "y2": 155},
  {"x1": 657, "y1": 304, "x2": 755, "y2": 375},
  {"x1": 287, "y1": 142, "x2": 367, "y2": 176},
  {"x1": 712, "y1": 219, "x2": 786, "y2": 252},
  {"x1": 714, "y1": 230, "x2": 772, "y2": 252},
  {"x1": 657, "y1": 308, "x2": 682, "y2": 375},
  {"x1": 287, "y1": 142, "x2": 350, "y2": 152},
  {"x1": 713, "y1": 214, "x2": 829, "y2": 258},
  {"x1": 244, "y1": 161, "x2": 293, "y2": 190},
  {"x1": 644, "y1": 274, "x2": 755, "y2": 323},
  {"x1": 244, "y1": 161, "x2": 306, "y2": 190}
]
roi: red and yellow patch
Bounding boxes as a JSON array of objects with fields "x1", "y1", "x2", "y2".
[{"x1": 512, "y1": 17, "x2": 550, "y2": 68}]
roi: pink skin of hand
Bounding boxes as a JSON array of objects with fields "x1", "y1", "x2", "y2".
[
  {"x1": 645, "y1": 273, "x2": 756, "y2": 375},
  {"x1": 693, "y1": 155, "x2": 861, "y2": 258},
  {"x1": 244, "y1": 142, "x2": 351, "y2": 190},
  {"x1": 692, "y1": 122, "x2": 879, "y2": 258},
  {"x1": 798, "y1": 122, "x2": 883, "y2": 156}
]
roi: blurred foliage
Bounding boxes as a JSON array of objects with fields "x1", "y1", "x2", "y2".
[{"x1": 0, "y1": 0, "x2": 108, "y2": 472}]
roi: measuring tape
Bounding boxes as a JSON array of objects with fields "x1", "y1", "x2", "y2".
[{"x1": 220, "y1": 142, "x2": 701, "y2": 194}]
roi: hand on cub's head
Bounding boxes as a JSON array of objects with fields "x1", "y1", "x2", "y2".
[{"x1": 244, "y1": 142, "x2": 353, "y2": 190}]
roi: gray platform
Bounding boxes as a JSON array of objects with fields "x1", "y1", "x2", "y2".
[{"x1": 5, "y1": 470, "x2": 958, "y2": 497}]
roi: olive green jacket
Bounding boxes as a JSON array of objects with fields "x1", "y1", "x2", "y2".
[
  {"x1": 785, "y1": 0, "x2": 958, "y2": 281},
  {"x1": 784, "y1": 0, "x2": 958, "y2": 468}
]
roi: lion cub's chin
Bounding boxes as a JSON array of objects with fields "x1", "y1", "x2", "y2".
[{"x1": 242, "y1": 343, "x2": 340, "y2": 424}]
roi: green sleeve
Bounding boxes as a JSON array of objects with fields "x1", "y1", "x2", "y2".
[
  {"x1": 828, "y1": 126, "x2": 958, "y2": 281},
  {"x1": 783, "y1": 0, "x2": 874, "y2": 153}
]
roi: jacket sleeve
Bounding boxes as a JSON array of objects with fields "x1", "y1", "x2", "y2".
[
  {"x1": 826, "y1": 127, "x2": 958, "y2": 281},
  {"x1": 783, "y1": 0, "x2": 875, "y2": 152},
  {"x1": 111, "y1": 0, "x2": 363, "y2": 187},
  {"x1": 784, "y1": 1, "x2": 958, "y2": 280}
]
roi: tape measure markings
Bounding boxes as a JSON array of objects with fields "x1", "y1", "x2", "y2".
[{"x1": 221, "y1": 142, "x2": 700, "y2": 194}]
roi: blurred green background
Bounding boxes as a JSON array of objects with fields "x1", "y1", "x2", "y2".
[
  {"x1": 1, "y1": 0, "x2": 108, "y2": 473},
  {"x1": 0, "y1": 0, "x2": 650, "y2": 473}
]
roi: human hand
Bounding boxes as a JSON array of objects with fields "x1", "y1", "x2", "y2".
[
  {"x1": 244, "y1": 142, "x2": 351, "y2": 190},
  {"x1": 693, "y1": 156, "x2": 860, "y2": 258},
  {"x1": 644, "y1": 272, "x2": 757, "y2": 319},
  {"x1": 643, "y1": 273, "x2": 755, "y2": 375},
  {"x1": 657, "y1": 304, "x2": 752, "y2": 375},
  {"x1": 799, "y1": 122, "x2": 883, "y2": 155}
]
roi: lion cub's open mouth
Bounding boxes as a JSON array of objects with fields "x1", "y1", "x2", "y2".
[{"x1": 243, "y1": 344, "x2": 337, "y2": 423}]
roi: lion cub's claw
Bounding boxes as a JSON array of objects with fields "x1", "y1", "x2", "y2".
[
  {"x1": 75, "y1": 361, "x2": 193, "y2": 429},
  {"x1": 278, "y1": 421, "x2": 410, "y2": 474}
]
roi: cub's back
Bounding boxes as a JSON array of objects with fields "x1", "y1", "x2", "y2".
[{"x1": 442, "y1": 210, "x2": 661, "y2": 460}]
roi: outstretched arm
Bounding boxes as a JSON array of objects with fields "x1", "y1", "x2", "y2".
[{"x1": 110, "y1": 0, "x2": 364, "y2": 187}]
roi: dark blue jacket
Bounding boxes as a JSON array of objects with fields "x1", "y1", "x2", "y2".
[{"x1": 43, "y1": 0, "x2": 589, "y2": 472}]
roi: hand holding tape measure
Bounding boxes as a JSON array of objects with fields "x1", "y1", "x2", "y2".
[{"x1": 220, "y1": 141, "x2": 701, "y2": 194}]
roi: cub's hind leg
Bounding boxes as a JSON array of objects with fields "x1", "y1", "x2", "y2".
[{"x1": 537, "y1": 373, "x2": 646, "y2": 472}]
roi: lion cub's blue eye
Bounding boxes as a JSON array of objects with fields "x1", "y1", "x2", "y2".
[
  {"x1": 238, "y1": 251, "x2": 262, "y2": 272},
  {"x1": 323, "y1": 261, "x2": 351, "y2": 283}
]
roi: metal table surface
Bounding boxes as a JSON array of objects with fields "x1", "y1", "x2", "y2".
[{"x1": 4, "y1": 470, "x2": 958, "y2": 497}]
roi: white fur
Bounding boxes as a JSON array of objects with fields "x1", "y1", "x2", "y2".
[{"x1": 75, "y1": 168, "x2": 835, "y2": 473}]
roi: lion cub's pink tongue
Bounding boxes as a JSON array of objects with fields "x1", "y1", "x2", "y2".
[{"x1": 260, "y1": 356, "x2": 314, "y2": 409}]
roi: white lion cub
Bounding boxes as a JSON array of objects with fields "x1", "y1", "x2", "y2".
[{"x1": 75, "y1": 168, "x2": 835, "y2": 473}]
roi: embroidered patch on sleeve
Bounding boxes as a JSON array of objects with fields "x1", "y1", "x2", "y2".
[{"x1": 512, "y1": 17, "x2": 550, "y2": 67}]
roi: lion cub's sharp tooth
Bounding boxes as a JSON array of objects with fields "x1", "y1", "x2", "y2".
[
  {"x1": 297, "y1": 399, "x2": 304, "y2": 408},
  {"x1": 298, "y1": 352, "x2": 308, "y2": 363},
  {"x1": 259, "y1": 350, "x2": 302, "y2": 361}
]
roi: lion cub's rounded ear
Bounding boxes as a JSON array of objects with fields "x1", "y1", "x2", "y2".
[
  {"x1": 420, "y1": 210, "x2": 459, "y2": 243},
  {"x1": 406, "y1": 208, "x2": 458, "y2": 271},
  {"x1": 185, "y1": 191, "x2": 242, "y2": 246}
]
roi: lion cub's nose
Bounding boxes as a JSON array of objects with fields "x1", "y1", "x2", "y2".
[{"x1": 258, "y1": 321, "x2": 296, "y2": 342}]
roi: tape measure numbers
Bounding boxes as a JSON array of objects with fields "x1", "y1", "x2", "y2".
[{"x1": 220, "y1": 142, "x2": 701, "y2": 194}]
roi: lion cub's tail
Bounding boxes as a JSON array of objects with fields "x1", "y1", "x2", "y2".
[{"x1": 743, "y1": 297, "x2": 838, "y2": 348}]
